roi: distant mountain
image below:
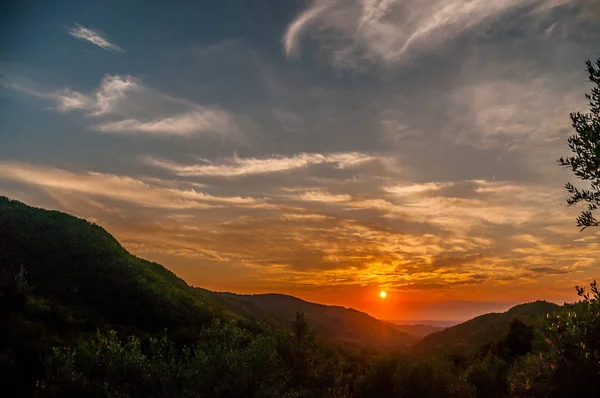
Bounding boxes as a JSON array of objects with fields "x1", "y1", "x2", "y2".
[
  {"x1": 389, "y1": 323, "x2": 444, "y2": 338},
  {"x1": 415, "y1": 300, "x2": 561, "y2": 355},
  {"x1": 388, "y1": 320, "x2": 459, "y2": 328},
  {"x1": 0, "y1": 197, "x2": 413, "y2": 350}
]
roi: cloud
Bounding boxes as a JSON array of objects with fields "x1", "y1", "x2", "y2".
[
  {"x1": 282, "y1": 0, "x2": 578, "y2": 67},
  {"x1": 329, "y1": 179, "x2": 568, "y2": 233},
  {"x1": 2, "y1": 74, "x2": 139, "y2": 115},
  {"x1": 296, "y1": 190, "x2": 352, "y2": 203},
  {"x1": 5, "y1": 160, "x2": 595, "y2": 301},
  {"x1": 1, "y1": 74, "x2": 139, "y2": 115},
  {"x1": 0, "y1": 162, "x2": 264, "y2": 210},
  {"x1": 68, "y1": 24, "x2": 124, "y2": 52},
  {"x1": 4, "y1": 74, "x2": 243, "y2": 139},
  {"x1": 445, "y1": 74, "x2": 587, "y2": 150},
  {"x1": 385, "y1": 182, "x2": 454, "y2": 196},
  {"x1": 529, "y1": 267, "x2": 570, "y2": 275},
  {"x1": 53, "y1": 75, "x2": 139, "y2": 115},
  {"x1": 96, "y1": 109, "x2": 239, "y2": 137},
  {"x1": 144, "y1": 152, "x2": 377, "y2": 177},
  {"x1": 283, "y1": 1, "x2": 334, "y2": 57},
  {"x1": 53, "y1": 88, "x2": 93, "y2": 112}
]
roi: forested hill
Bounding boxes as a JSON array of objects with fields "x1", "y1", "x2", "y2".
[
  {"x1": 0, "y1": 196, "x2": 413, "y2": 349},
  {"x1": 210, "y1": 292, "x2": 416, "y2": 350},
  {"x1": 415, "y1": 300, "x2": 561, "y2": 355},
  {"x1": 0, "y1": 196, "x2": 215, "y2": 341}
]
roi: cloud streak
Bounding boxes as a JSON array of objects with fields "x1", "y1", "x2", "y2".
[
  {"x1": 96, "y1": 109, "x2": 239, "y2": 137},
  {"x1": 4, "y1": 74, "x2": 243, "y2": 139},
  {"x1": 68, "y1": 24, "x2": 124, "y2": 52},
  {"x1": 144, "y1": 152, "x2": 377, "y2": 177},
  {"x1": 283, "y1": 1, "x2": 333, "y2": 57},
  {"x1": 0, "y1": 162, "x2": 263, "y2": 210}
]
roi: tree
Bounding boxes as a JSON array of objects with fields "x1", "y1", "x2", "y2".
[
  {"x1": 497, "y1": 319, "x2": 534, "y2": 360},
  {"x1": 509, "y1": 281, "x2": 600, "y2": 398},
  {"x1": 559, "y1": 55, "x2": 600, "y2": 229}
]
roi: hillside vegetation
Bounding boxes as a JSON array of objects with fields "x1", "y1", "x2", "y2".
[
  {"x1": 0, "y1": 196, "x2": 215, "y2": 340},
  {"x1": 416, "y1": 301, "x2": 561, "y2": 355},
  {"x1": 217, "y1": 292, "x2": 415, "y2": 351}
]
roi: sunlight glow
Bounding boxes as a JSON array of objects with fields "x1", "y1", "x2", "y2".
[{"x1": 379, "y1": 290, "x2": 387, "y2": 299}]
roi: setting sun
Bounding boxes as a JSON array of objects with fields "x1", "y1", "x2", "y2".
[{"x1": 379, "y1": 291, "x2": 387, "y2": 299}]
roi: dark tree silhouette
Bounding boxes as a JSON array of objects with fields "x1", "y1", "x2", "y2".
[{"x1": 559, "y1": 55, "x2": 600, "y2": 229}]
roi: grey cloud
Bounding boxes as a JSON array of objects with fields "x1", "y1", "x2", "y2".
[
  {"x1": 529, "y1": 267, "x2": 571, "y2": 275},
  {"x1": 430, "y1": 254, "x2": 484, "y2": 271}
]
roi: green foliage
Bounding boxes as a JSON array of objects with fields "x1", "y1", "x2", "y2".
[
  {"x1": 509, "y1": 281, "x2": 600, "y2": 397},
  {"x1": 464, "y1": 354, "x2": 508, "y2": 398},
  {"x1": 559, "y1": 55, "x2": 600, "y2": 229},
  {"x1": 0, "y1": 196, "x2": 214, "y2": 342},
  {"x1": 38, "y1": 317, "x2": 350, "y2": 398},
  {"x1": 494, "y1": 319, "x2": 535, "y2": 360},
  {"x1": 355, "y1": 355, "x2": 473, "y2": 398}
]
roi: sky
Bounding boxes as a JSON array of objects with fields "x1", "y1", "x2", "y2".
[{"x1": 1, "y1": 0, "x2": 600, "y2": 321}]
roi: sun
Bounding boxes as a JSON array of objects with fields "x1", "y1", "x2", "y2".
[{"x1": 379, "y1": 290, "x2": 387, "y2": 299}]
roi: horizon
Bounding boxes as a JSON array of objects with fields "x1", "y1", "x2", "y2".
[{"x1": 2, "y1": 1, "x2": 600, "y2": 321}]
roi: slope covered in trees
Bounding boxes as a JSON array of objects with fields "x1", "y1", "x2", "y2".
[
  {"x1": 0, "y1": 196, "x2": 216, "y2": 341},
  {"x1": 416, "y1": 301, "x2": 561, "y2": 355},
  {"x1": 216, "y1": 292, "x2": 416, "y2": 351}
]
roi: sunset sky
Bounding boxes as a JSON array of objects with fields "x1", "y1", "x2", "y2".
[{"x1": 1, "y1": 0, "x2": 600, "y2": 321}]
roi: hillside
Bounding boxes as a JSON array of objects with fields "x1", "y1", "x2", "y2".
[
  {"x1": 0, "y1": 196, "x2": 413, "y2": 350},
  {"x1": 415, "y1": 300, "x2": 561, "y2": 355},
  {"x1": 214, "y1": 292, "x2": 416, "y2": 350},
  {"x1": 0, "y1": 196, "x2": 216, "y2": 341}
]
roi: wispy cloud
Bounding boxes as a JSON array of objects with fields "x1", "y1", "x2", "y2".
[
  {"x1": 283, "y1": 1, "x2": 334, "y2": 57},
  {"x1": 68, "y1": 24, "x2": 124, "y2": 52},
  {"x1": 4, "y1": 160, "x2": 595, "y2": 305},
  {"x1": 3, "y1": 74, "x2": 243, "y2": 139},
  {"x1": 283, "y1": 0, "x2": 578, "y2": 67},
  {"x1": 0, "y1": 162, "x2": 263, "y2": 210},
  {"x1": 96, "y1": 109, "x2": 239, "y2": 137},
  {"x1": 296, "y1": 190, "x2": 352, "y2": 203},
  {"x1": 53, "y1": 75, "x2": 139, "y2": 114},
  {"x1": 445, "y1": 73, "x2": 588, "y2": 150},
  {"x1": 144, "y1": 152, "x2": 377, "y2": 177}
]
